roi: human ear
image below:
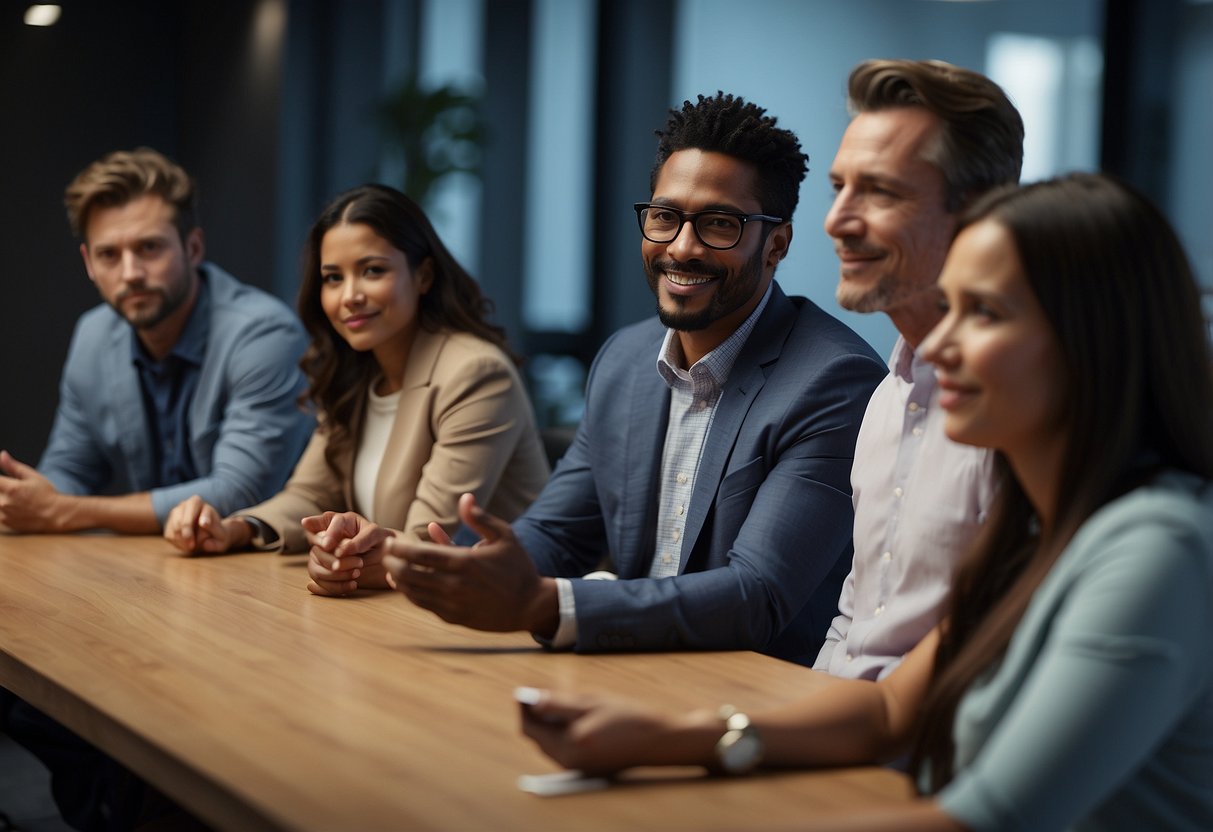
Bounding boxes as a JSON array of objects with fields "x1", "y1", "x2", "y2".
[
  {"x1": 764, "y1": 223, "x2": 792, "y2": 268},
  {"x1": 185, "y1": 227, "x2": 205, "y2": 266},
  {"x1": 416, "y1": 257, "x2": 436, "y2": 295}
]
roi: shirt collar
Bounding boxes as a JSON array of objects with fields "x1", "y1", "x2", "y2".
[
  {"x1": 656, "y1": 281, "x2": 774, "y2": 387},
  {"x1": 889, "y1": 334, "x2": 937, "y2": 388}
]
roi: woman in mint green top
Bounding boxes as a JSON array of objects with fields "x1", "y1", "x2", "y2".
[
  {"x1": 936, "y1": 471, "x2": 1213, "y2": 830},
  {"x1": 513, "y1": 173, "x2": 1213, "y2": 831}
]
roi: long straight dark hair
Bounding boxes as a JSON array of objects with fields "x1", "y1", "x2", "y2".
[
  {"x1": 296, "y1": 184, "x2": 514, "y2": 475},
  {"x1": 910, "y1": 172, "x2": 1213, "y2": 789}
]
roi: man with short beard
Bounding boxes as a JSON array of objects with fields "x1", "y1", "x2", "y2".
[
  {"x1": 0, "y1": 147, "x2": 312, "y2": 534},
  {"x1": 361, "y1": 93, "x2": 887, "y2": 666},
  {"x1": 813, "y1": 60, "x2": 1024, "y2": 681}
]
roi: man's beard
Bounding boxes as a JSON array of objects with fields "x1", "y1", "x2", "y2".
[
  {"x1": 836, "y1": 272, "x2": 901, "y2": 314},
  {"x1": 645, "y1": 244, "x2": 764, "y2": 332},
  {"x1": 113, "y1": 276, "x2": 191, "y2": 330}
]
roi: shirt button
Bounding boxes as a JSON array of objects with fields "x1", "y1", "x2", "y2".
[
  {"x1": 882, "y1": 551, "x2": 892, "y2": 562},
  {"x1": 845, "y1": 653, "x2": 854, "y2": 662},
  {"x1": 908, "y1": 402, "x2": 920, "y2": 412},
  {"x1": 672, "y1": 529, "x2": 681, "y2": 542},
  {"x1": 912, "y1": 427, "x2": 923, "y2": 437},
  {"x1": 893, "y1": 487, "x2": 903, "y2": 499},
  {"x1": 677, "y1": 474, "x2": 688, "y2": 485},
  {"x1": 663, "y1": 554, "x2": 672, "y2": 564},
  {"x1": 874, "y1": 604, "x2": 885, "y2": 616},
  {"x1": 677, "y1": 504, "x2": 685, "y2": 516}
]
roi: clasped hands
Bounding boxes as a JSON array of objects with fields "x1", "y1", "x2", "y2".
[
  {"x1": 311, "y1": 493, "x2": 558, "y2": 636},
  {"x1": 164, "y1": 496, "x2": 396, "y2": 592}
]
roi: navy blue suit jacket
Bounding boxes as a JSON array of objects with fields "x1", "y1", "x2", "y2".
[{"x1": 516, "y1": 283, "x2": 886, "y2": 665}]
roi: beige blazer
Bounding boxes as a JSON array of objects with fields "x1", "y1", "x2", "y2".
[{"x1": 239, "y1": 328, "x2": 550, "y2": 552}]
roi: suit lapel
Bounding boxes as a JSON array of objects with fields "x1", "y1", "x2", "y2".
[
  {"x1": 371, "y1": 328, "x2": 447, "y2": 525},
  {"x1": 678, "y1": 287, "x2": 796, "y2": 571}
]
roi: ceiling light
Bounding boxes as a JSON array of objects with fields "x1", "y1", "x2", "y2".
[{"x1": 24, "y1": 5, "x2": 62, "y2": 26}]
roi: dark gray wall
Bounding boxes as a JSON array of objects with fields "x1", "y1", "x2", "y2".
[{"x1": 0, "y1": 1, "x2": 283, "y2": 463}]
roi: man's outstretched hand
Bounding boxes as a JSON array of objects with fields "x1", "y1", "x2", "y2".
[{"x1": 383, "y1": 493, "x2": 559, "y2": 637}]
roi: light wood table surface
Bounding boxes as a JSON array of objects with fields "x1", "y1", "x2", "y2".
[{"x1": 0, "y1": 534, "x2": 912, "y2": 830}]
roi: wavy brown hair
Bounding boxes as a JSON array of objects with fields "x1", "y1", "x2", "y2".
[
  {"x1": 910, "y1": 172, "x2": 1213, "y2": 790},
  {"x1": 297, "y1": 184, "x2": 513, "y2": 475},
  {"x1": 64, "y1": 147, "x2": 198, "y2": 242},
  {"x1": 847, "y1": 59, "x2": 1024, "y2": 211}
]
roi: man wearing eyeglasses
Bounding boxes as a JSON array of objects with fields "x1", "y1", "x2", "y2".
[{"x1": 314, "y1": 93, "x2": 886, "y2": 665}]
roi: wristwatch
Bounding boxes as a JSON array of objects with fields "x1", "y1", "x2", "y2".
[{"x1": 714, "y1": 704, "x2": 763, "y2": 774}]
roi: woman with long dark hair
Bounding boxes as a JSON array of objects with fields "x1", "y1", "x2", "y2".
[
  {"x1": 516, "y1": 173, "x2": 1213, "y2": 830},
  {"x1": 166, "y1": 184, "x2": 549, "y2": 594}
]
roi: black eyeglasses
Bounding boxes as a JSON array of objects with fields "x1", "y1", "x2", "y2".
[{"x1": 634, "y1": 203, "x2": 783, "y2": 250}]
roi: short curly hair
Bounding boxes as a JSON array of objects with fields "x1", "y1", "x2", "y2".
[{"x1": 651, "y1": 92, "x2": 808, "y2": 221}]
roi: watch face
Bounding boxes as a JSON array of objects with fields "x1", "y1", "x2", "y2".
[{"x1": 721, "y1": 731, "x2": 762, "y2": 773}]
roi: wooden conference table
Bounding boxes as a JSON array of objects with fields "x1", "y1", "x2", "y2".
[{"x1": 0, "y1": 534, "x2": 912, "y2": 830}]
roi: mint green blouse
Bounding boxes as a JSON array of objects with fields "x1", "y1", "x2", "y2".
[{"x1": 938, "y1": 472, "x2": 1213, "y2": 831}]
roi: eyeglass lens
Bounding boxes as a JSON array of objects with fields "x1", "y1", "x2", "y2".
[{"x1": 640, "y1": 207, "x2": 743, "y2": 248}]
